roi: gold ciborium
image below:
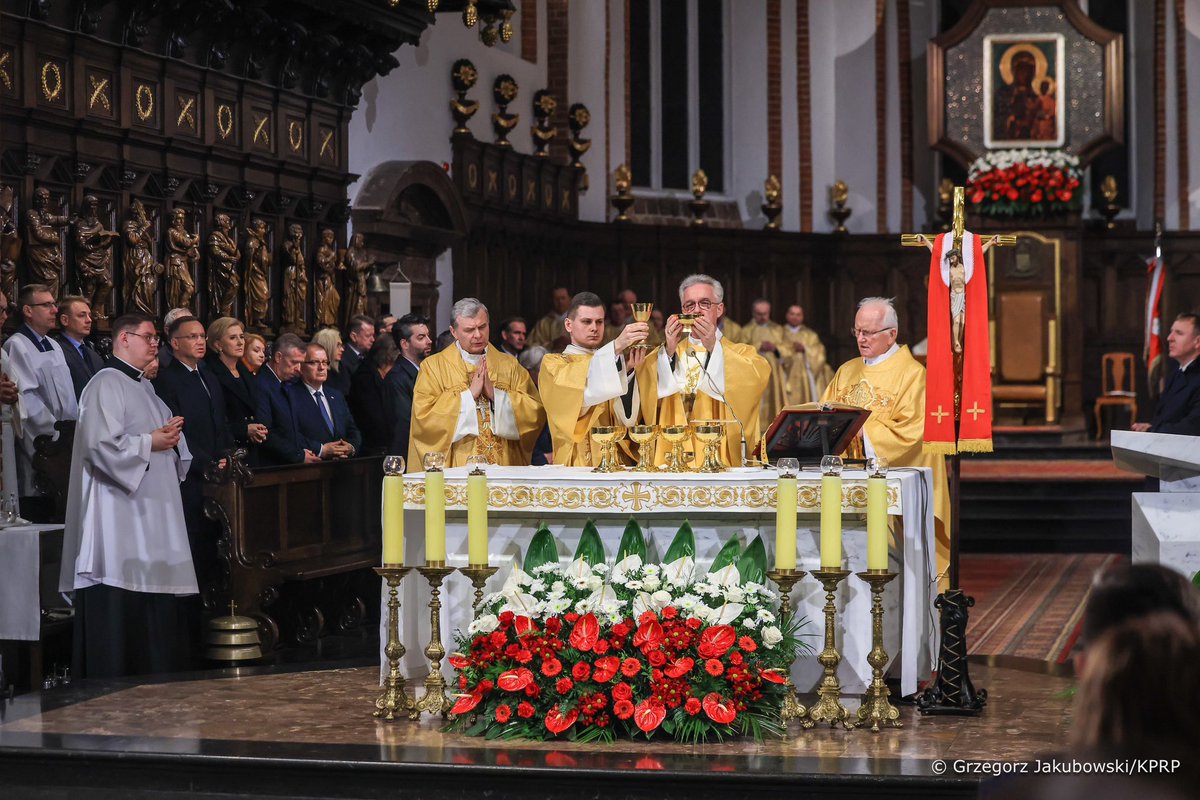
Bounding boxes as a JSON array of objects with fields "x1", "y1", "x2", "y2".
[
  {"x1": 628, "y1": 424, "x2": 659, "y2": 472},
  {"x1": 678, "y1": 313, "x2": 699, "y2": 338},
  {"x1": 630, "y1": 303, "x2": 654, "y2": 352},
  {"x1": 661, "y1": 424, "x2": 691, "y2": 473},
  {"x1": 590, "y1": 425, "x2": 626, "y2": 473},
  {"x1": 693, "y1": 422, "x2": 726, "y2": 473}
]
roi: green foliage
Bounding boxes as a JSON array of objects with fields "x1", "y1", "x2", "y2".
[
  {"x1": 664, "y1": 520, "x2": 697, "y2": 562},
  {"x1": 616, "y1": 518, "x2": 647, "y2": 561},
  {"x1": 735, "y1": 535, "x2": 767, "y2": 585},
  {"x1": 574, "y1": 520, "x2": 606, "y2": 565},
  {"x1": 709, "y1": 535, "x2": 741, "y2": 574},
  {"x1": 1193, "y1": 570, "x2": 1200, "y2": 587},
  {"x1": 524, "y1": 523, "x2": 559, "y2": 573}
]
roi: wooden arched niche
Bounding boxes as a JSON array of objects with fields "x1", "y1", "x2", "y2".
[{"x1": 351, "y1": 161, "x2": 468, "y2": 323}]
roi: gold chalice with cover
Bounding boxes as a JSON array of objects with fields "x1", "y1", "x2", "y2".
[
  {"x1": 590, "y1": 425, "x2": 626, "y2": 473},
  {"x1": 628, "y1": 424, "x2": 659, "y2": 472},
  {"x1": 661, "y1": 424, "x2": 691, "y2": 473}
]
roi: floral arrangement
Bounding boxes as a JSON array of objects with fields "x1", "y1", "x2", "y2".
[
  {"x1": 966, "y1": 148, "x2": 1082, "y2": 217},
  {"x1": 445, "y1": 520, "x2": 807, "y2": 743}
]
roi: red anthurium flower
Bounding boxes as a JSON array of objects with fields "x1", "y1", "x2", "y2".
[
  {"x1": 702, "y1": 693, "x2": 737, "y2": 724},
  {"x1": 665, "y1": 657, "x2": 694, "y2": 678},
  {"x1": 620, "y1": 657, "x2": 642, "y2": 677},
  {"x1": 450, "y1": 691, "x2": 482, "y2": 715},
  {"x1": 738, "y1": 636, "x2": 757, "y2": 653},
  {"x1": 497, "y1": 669, "x2": 531, "y2": 692},
  {"x1": 612, "y1": 682, "x2": 634, "y2": 702},
  {"x1": 633, "y1": 700, "x2": 666, "y2": 733},
  {"x1": 760, "y1": 668, "x2": 787, "y2": 684},
  {"x1": 495, "y1": 704, "x2": 512, "y2": 723},
  {"x1": 569, "y1": 613, "x2": 600, "y2": 652},
  {"x1": 544, "y1": 705, "x2": 579, "y2": 735},
  {"x1": 448, "y1": 654, "x2": 470, "y2": 669},
  {"x1": 633, "y1": 619, "x2": 665, "y2": 649},
  {"x1": 697, "y1": 625, "x2": 736, "y2": 658},
  {"x1": 685, "y1": 697, "x2": 702, "y2": 715},
  {"x1": 541, "y1": 658, "x2": 563, "y2": 677},
  {"x1": 514, "y1": 615, "x2": 538, "y2": 637},
  {"x1": 613, "y1": 699, "x2": 635, "y2": 720},
  {"x1": 592, "y1": 656, "x2": 621, "y2": 682}
]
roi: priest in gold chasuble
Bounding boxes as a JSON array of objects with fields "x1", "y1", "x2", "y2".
[
  {"x1": 540, "y1": 293, "x2": 658, "y2": 466},
  {"x1": 822, "y1": 297, "x2": 950, "y2": 586},
  {"x1": 781, "y1": 304, "x2": 833, "y2": 405},
  {"x1": 654, "y1": 274, "x2": 771, "y2": 468},
  {"x1": 528, "y1": 287, "x2": 571, "y2": 352},
  {"x1": 740, "y1": 299, "x2": 792, "y2": 432},
  {"x1": 409, "y1": 298, "x2": 546, "y2": 467}
]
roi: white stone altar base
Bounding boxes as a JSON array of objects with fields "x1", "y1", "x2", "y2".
[{"x1": 1112, "y1": 431, "x2": 1200, "y2": 581}]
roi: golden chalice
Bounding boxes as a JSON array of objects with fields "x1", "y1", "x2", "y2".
[
  {"x1": 694, "y1": 423, "x2": 726, "y2": 473},
  {"x1": 628, "y1": 424, "x2": 659, "y2": 472},
  {"x1": 661, "y1": 424, "x2": 691, "y2": 473},
  {"x1": 590, "y1": 425, "x2": 626, "y2": 473},
  {"x1": 630, "y1": 303, "x2": 654, "y2": 353},
  {"x1": 678, "y1": 313, "x2": 699, "y2": 337}
]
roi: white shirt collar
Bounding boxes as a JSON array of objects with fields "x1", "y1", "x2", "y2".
[
  {"x1": 1179, "y1": 356, "x2": 1197, "y2": 373},
  {"x1": 863, "y1": 342, "x2": 900, "y2": 366},
  {"x1": 455, "y1": 341, "x2": 484, "y2": 367},
  {"x1": 785, "y1": 324, "x2": 802, "y2": 334},
  {"x1": 303, "y1": 381, "x2": 326, "y2": 396}
]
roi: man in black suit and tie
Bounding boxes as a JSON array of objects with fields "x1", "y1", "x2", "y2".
[
  {"x1": 255, "y1": 332, "x2": 321, "y2": 466},
  {"x1": 289, "y1": 343, "x2": 362, "y2": 458},
  {"x1": 386, "y1": 313, "x2": 432, "y2": 460},
  {"x1": 54, "y1": 296, "x2": 106, "y2": 399},
  {"x1": 340, "y1": 315, "x2": 376, "y2": 393},
  {"x1": 152, "y1": 315, "x2": 232, "y2": 591},
  {"x1": 1133, "y1": 311, "x2": 1200, "y2": 437}
]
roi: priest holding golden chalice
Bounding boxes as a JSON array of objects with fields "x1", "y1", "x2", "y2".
[{"x1": 539, "y1": 292, "x2": 662, "y2": 467}]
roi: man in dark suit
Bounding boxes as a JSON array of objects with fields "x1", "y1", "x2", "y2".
[
  {"x1": 1134, "y1": 311, "x2": 1200, "y2": 436},
  {"x1": 349, "y1": 336, "x2": 400, "y2": 455},
  {"x1": 54, "y1": 296, "x2": 106, "y2": 399},
  {"x1": 340, "y1": 314, "x2": 376, "y2": 390},
  {"x1": 386, "y1": 313, "x2": 432, "y2": 460},
  {"x1": 152, "y1": 315, "x2": 232, "y2": 589},
  {"x1": 255, "y1": 332, "x2": 320, "y2": 466},
  {"x1": 289, "y1": 342, "x2": 362, "y2": 458}
]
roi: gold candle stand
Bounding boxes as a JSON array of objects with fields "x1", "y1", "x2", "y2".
[
  {"x1": 373, "y1": 565, "x2": 415, "y2": 721},
  {"x1": 460, "y1": 564, "x2": 499, "y2": 611},
  {"x1": 804, "y1": 568, "x2": 852, "y2": 729},
  {"x1": 854, "y1": 570, "x2": 902, "y2": 732},
  {"x1": 411, "y1": 562, "x2": 456, "y2": 719},
  {"x1": 766, "y1": 568, "x2": 808, "y2": 725}
]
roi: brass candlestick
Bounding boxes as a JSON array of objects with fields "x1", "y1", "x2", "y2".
[
  {"x1": 855, "y1": 570, "x2": 902, "y2": 732},
  {"x1": 460, "y1": 564, "x2": 499, "y2": 611},
  {"x1": 766, "y1": 568, "x2": 809, "y2": 726},
  {"x1": 803, "y1": 567, "x2": 852, "y2": 729},
  {"x1": 411, "y1": 563, "x2": 456, "y2": 719},
  {"x1": 373, "y1": 565, "x2": 415, "y2": 721}
]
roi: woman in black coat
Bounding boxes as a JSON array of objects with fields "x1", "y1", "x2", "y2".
[
  {"x1": 205, "y1": 317, "x2": 268, "y2": 464},
  {"x1": 349, "y1": 337, "x2": 400, "y2": 456}
]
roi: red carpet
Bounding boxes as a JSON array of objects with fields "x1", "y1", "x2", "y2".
[
  {"x1": 960, "y1": 459, "x2": 1140, "y2": 481},
  {"x1": 961, "y1": 553, "x2": 1126, "y2": 670}
]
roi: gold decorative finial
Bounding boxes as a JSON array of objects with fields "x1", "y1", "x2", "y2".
[
  {"x1": 614, "y1": 163, "x2": 632, "y2": 194},
  {"x1": 691, "y1": 169, "x2": 709, "y2": 200},
  {"x1": 830, "y1": 180, "x2": 851, "y2": 234},
  {"x1": 765, "y1": 175, "x2": 781, "y2": 204},
  {"x1": 1101, "y1": 174, "x2": 1118, "y2": 204}
]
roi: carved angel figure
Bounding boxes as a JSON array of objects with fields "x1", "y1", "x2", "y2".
[{"x1": 123, "y1": 200, "x2": 164, "y2": 317}]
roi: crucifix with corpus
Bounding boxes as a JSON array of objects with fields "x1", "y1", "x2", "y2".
[{"x1": 902, "y1": 185, "x2": 1013, "y2": 715}]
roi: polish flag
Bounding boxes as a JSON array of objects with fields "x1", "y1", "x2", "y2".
[{"x1": 1145, "y1": 256, "x2": 1165, "y2": 394}]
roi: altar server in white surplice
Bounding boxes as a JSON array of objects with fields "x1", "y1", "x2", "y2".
[
  {"x1": 59, "y1": 314, "x2": 198, "y2": 679},
  {"x1": 3, "y1": 284, "x2": 79, "y2": 511}
]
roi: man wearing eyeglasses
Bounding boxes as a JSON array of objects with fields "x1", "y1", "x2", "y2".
[
  {"x1": 2, "y1": 283, "x2": 79, "y2": 520},
  {"x1": 287, "y1": 343, "x2": 361, "y2": 459},
  {"x1": 821, "y1": 297, "x2": 950, "y2": 584},
  {"x1": 652, "y1": 274, "x2": 771, "y2": 468}
]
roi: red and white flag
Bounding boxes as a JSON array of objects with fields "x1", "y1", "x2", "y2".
[{"x1": 1145, "y1": 256, "x2": 1165, "y2": 392}]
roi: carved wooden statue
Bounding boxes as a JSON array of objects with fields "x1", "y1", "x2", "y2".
[
  {"x1": 25, "y1": 187, "x2": 71, "y2": 298},
  {"x1": 122, "y1": 199, "x2": 164, "y2": 317},
  {"x1": 281, "y1": 224, "x2": 307, "y2": 331},
  {"x1": 1, "y1": 184, "x2": 23, "y2": 305},
  {"x1": 208, "y1": 213, "x2": 241, "y2": 318},
  {"x1": 73, "y1": 195, "x2": 118, "y2": 319},
  {"x1": 165, "y1": 207, "x2": 199, "y2": 312},
  {"x1": 244, "y1": 218, "x2": 272, "y2": 330},
  {"x1": 313, "y1": 228, "x2": 342, "y2": 328},
  {"x1": 342, "y1": 232, "x2": 373, "y2": 328}
]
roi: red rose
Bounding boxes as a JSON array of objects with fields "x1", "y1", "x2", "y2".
[
  {"x1": 592, "y1": 656, "x2": 620, "y2": 683},
  {"x1": 684, "y1": 617, "x2": 703, "y2": 631},
  {"x1": 495, "y1": 704, "x2": 512, "y2": 723},
  {"x1": 738, "y1": 636, "x2": 757, "y2": 653},
  {"x1": 702, "y1": 693, "x2": 737, "y2": 724},
  {"x1": 612, "y1": 682, "x2": 633, "y2": 702},
  {"x1": 565, "y1": 612, "x2": 580, "y2": 623},
  {"x1": 524, "y1": 682, "x2": 541, "y2": 698},
  {"x1": 572, "y1": 662, "x2": 591, "y2": 681},
  {"x1": 593, "y1": 640, "x2": 610, "y2": 655},
  {"x1": 705, "y1": 658, "x2": 724, "y2": 676},
  {"x1": 569, "y1": 613, "x2": 600, "y2": 652},
  {"x1": 545, "y1": 616, "x2": 563, "y2": 635},
  {"x1": 611, "y1": 622, "x2": 631, "y2": 637},
  {"x1": 685, "y1": 697, "x2": 702, "y2": 715},
  {"x1": 555, "y1": 677, "x2": 574, "y2": 694},
  {"x1": 633, "y1": 699, "x2": 666, "y2": 733},
  {"x1": 662, "y1": 606, "x2": 678, "y2": 620},
  {"x1": 517, "y1": 701, "x2": 536, "y2": 719},
  {"x1": 697, "y1": 625, "x2": 736, "y2": 658},
  {"x1": 665, "y1": 657, "x2": 694, "y2": 678},
  {"x1": 544, "y1": 705, "x2": 579, "y2": 735},
  {"x1": 498, "y1": 611, "x2": 515, "y2": 627},
  {"x1": 646, "y1": 650, "x2": 666, "y2": 667},
  {"x1": 613, "y1": 699, "x2": 635, "y2": 720},
  {"x1": 620, "y1": 657, "x2": 642, "y2": 678},
  {"x1": 515, "y1": 649, "x2": 533, "y2": 664},
  {"x1": 541, "y1": 658, "x2": 563, "y2": 677}
]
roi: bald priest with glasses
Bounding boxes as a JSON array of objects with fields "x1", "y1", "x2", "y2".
[{"x1": 821, "y1": 297, "x2": 950, "y2": 585}]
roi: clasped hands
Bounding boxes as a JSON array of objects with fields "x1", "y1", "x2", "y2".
[{"x1": 469, "y1": 356, "x2": 495, "y2": 402}]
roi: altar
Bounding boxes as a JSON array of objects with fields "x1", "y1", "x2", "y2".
[{"x1": 384, "y1": 466, "x2": 938, "y2": 696}]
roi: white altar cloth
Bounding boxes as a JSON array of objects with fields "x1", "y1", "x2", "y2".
[
  {"x1": 0, "y1": 523, "x2": 64, "y2": 641},
  {"x1": 383, "y1": 466, "x2": 938, "y2": 696}
]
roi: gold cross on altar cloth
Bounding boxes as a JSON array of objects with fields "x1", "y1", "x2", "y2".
[
  {"x1": 929, "y1": 405, "x2": 950, "y2": 424},
  {"x1": 622, "y1": 482, "x2": 651, "y2": 512},
  {"x1": 966, "y1": 402, "x2": 986, "y2": 421}
]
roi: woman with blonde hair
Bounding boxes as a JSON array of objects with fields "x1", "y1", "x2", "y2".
[
  {"x1": 313, "y1": 326, "x2": 350, "y2": 397},
  {"x1": 242, "y1": 332, "x2": 267, "y2": 375},
  {"x1": 205, "y1": 317, "x2": 268, "y2": 462}
]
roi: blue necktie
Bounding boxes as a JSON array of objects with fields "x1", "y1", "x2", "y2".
[
  {"x1": 39, "y1": 338, "x2": 52, "y2": 353},
  {"x1": 315, "y1": 390, "x2": 335, "y2": 435}
]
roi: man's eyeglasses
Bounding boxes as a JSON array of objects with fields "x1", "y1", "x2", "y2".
[
  {"x1": 0, "y1": 305, "x2": 10, "y2": 315},
  {"x1": 851, "y1": 327, "x2": 896, "y2": 339},
  {"x1": 126, "y1": 331, "x2": 162, "y2": 346},
  {"x1": 681, "y1": 299, "x2": 719, "y2": 313},
  {"x1": 28, "y1": 301, "x2": 57, "y2": 309},
  {"x1": 173, "y1": 333, "x2": 205, "y2": 341},
  {"x1": 303, "y1": 360, "x2": 330, "y2": 367}
]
